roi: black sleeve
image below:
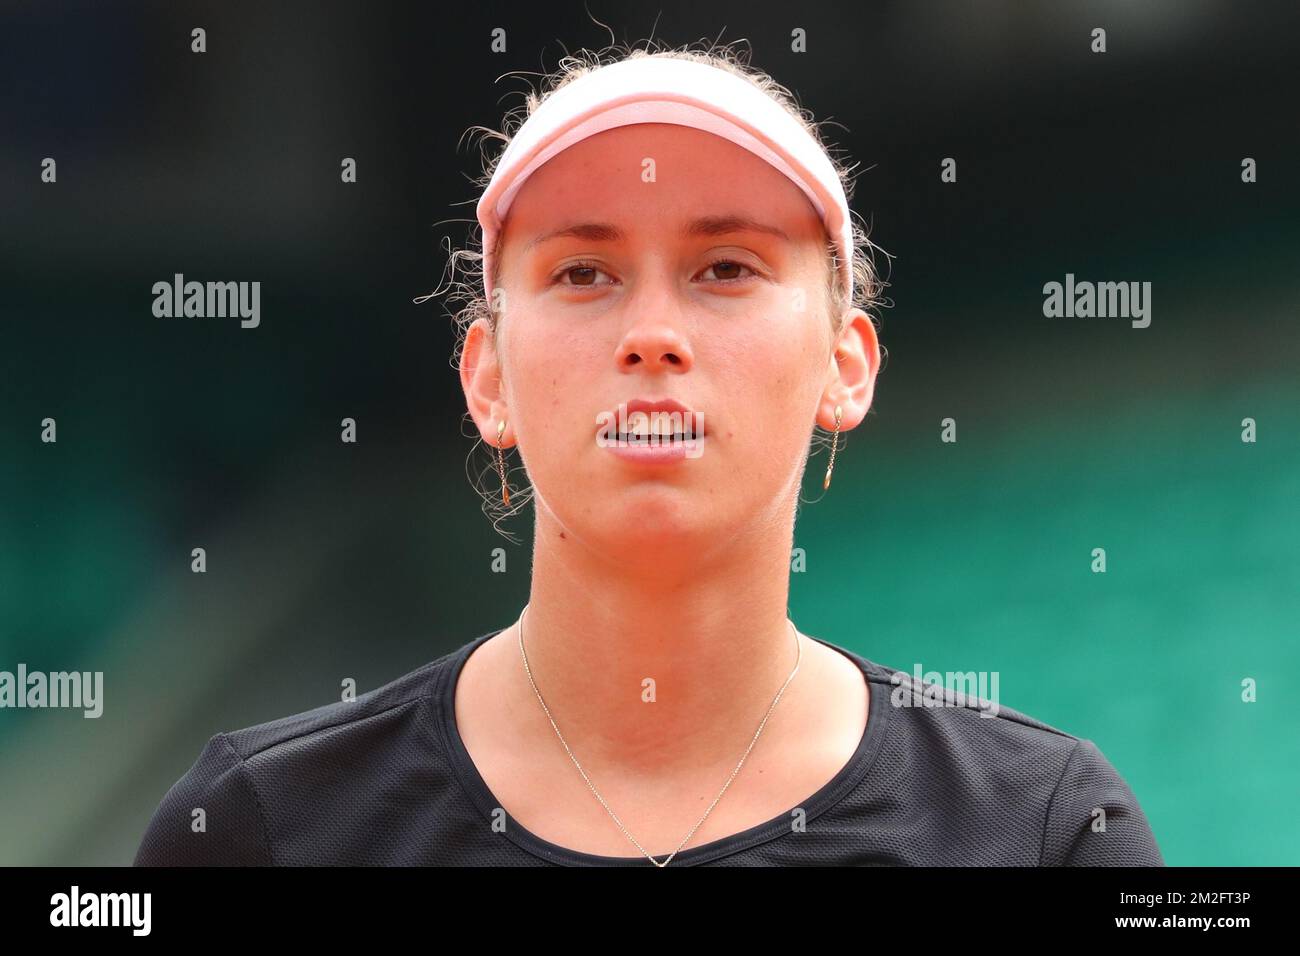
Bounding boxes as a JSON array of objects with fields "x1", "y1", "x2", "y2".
[
  {"x1": 1040, "y1": 737, "x2": 1164, "y2": 866},
  {"x1": 134, "y1": 733, "x2": 274, "y2": 866}
]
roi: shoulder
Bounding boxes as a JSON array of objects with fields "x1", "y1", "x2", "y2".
[
  {"x1": 852, "y1": 652, "x2": 1164, "y2": 865},
  {"x1": 133, "y1": 636, "x2": 479, "y2": 866}
]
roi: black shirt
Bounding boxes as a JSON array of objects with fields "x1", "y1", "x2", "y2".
[{"x1": 133, "y1": 628, "x2": 1165, "y2": 866}]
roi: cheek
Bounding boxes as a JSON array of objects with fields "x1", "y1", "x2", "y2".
[
  {"x1": 502, "y1": 312, "x2": 597, "y2": 438},
  {"x1": 743, "y1": 295, "x2": 825, "y2": 387},
  {"x1": 712, "y1": 328, "x2": 819, "y2": 444}
]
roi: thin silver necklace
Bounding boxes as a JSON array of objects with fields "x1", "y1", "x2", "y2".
[{"x1": 517, "y1": 602, "x2": 803, "y2": 867}]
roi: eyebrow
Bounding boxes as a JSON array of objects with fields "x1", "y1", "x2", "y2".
[{"x1": 523, "y1": 214, "x2": 790, "y2": 252}]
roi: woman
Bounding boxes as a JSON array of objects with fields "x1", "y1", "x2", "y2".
[{"x1": 134, "y1": 43, "x2": 1163, "y2": 866}]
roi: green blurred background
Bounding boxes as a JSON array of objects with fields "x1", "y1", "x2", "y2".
[{"x1": 1, "y1": 0, "x2": 1297, "y2": 865}]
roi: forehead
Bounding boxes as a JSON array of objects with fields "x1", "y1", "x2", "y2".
[{"x1": 501, "y1": 123, "x2": 826, "y2": 242}]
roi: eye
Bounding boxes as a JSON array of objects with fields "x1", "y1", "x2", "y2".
[
  {"x1": 550, "y1": 260, "x2": 616, "y2": 288},
  {"x1": 548, "y1": 257, "x2": 759, "y2": 289},
  {"x1": 697, "y1": 258, "x2": 757, "y2": 283}
]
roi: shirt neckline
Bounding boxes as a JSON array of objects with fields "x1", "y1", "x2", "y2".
[{"x1": 435, "y1": 626, "x2": 892, "y2": 867}]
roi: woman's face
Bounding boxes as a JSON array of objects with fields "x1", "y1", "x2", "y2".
[{"x1": 462, "y1": 122, "x2": 877, "y2": 560}]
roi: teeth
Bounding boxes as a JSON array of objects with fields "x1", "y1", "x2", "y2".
[
  {"x1": 628, "y1": 418, "x2": 672, "y2": 437},
  {"x1": 618, "y1": 431, "x2": 699, "y2": 442},
  {"x1": 623, "y1": 412, "x2": 699, "y2": 440}
]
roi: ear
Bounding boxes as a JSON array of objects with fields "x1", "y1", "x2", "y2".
[
  {"x1": 817, "y1": 309, "x2": 879, "y2": 431},
  {"x1": 459, "y1": 317, "x2": 513, "y2": 447}
]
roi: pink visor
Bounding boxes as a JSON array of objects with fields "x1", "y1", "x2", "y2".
[{"x1": 475, "y1": 56, "x2": 855, "y2": 304}]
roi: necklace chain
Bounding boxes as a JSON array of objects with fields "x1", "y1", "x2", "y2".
[{"x1": 517, "y1": 603, "x2": 803, "y2": 867}]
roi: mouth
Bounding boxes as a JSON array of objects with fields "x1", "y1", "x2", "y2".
[
  {"x1": 600, "y1": 399, "x2": 708, "y2": 462},
  {"x1": 613, "y1": 398, "x2": 707, "y2": 443},
  {"x1": 614, "y1": 428, "x2": 704, "y2": 444},
  {"x1": 598, "y1": 400, "x2": 712, "y2": 463},
  {"x1": 603, "y1": 430, "x2": 706, "y2": 463}
]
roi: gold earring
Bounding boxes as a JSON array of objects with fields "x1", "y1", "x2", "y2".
[
  {"x1": 823, "y1": 405, "x2": 843, "y2": 491},
  {"x1": 495, "y1": 419, "x2": 511, "y2": 506}
]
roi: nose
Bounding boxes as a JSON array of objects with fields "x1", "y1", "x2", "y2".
[{"x1": 613, "y1": 280, "x2": 695, "y2": 373}]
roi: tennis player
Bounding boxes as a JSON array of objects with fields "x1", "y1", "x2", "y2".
[{"x1": 135, "y1": 43, "x2": 1163, "y2": 867}]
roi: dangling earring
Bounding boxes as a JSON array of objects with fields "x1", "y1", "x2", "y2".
[
  {"x1": 495, "y1": 419, "x2": 511, "y2": 506},
  {"x1": 823, "y1": 405, "x2": 843, "y2": 491}
]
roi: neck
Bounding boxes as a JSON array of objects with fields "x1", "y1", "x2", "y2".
[{"x1": 513, "y1": 501, "x2": 804, "y2": 778}]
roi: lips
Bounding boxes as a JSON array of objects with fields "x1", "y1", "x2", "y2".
[{"x1": 617, "y1": 398, "x2": 706, "y2": 441}]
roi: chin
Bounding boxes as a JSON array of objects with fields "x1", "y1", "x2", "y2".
[{"x1": 586, "y1": 495, "x2": 719, "y2": 552}]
